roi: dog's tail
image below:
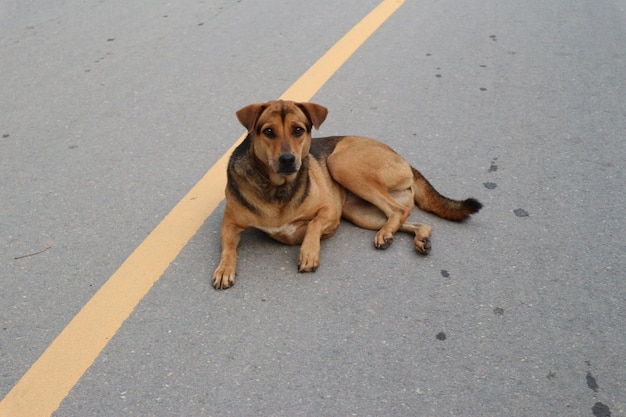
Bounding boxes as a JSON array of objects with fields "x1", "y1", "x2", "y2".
[{"x1": 411, "y1": 167, "x2": 482, "y2": 221}]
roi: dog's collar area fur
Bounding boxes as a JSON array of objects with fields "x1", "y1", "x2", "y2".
[{"x1": 251, "y1": 156, "x2": 310, "y2": 206}]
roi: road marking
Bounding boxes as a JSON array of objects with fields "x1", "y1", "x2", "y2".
[{"x1": 0, "y1": 1, "x2": 404, "y2": 415}]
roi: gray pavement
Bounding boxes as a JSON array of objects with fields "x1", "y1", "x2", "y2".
[{"x1": 2, "y1": 0, "x2": 625, "y2": 416}]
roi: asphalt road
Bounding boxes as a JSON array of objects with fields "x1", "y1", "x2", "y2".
[{"x1": 2, "y1": 0, "x2": 625, "y2": 416}]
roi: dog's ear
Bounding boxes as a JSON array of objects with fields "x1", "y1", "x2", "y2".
[
  {"x1": 236, "y1": 103, "x2": 267, "y2": 132},
  {"x1": 296, "y1": 102, "x2": 328, "y2": 130}
]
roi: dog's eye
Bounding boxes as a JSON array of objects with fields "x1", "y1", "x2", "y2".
[
  {"x1": 262, "y1": 128, "x2": 275, "y2": 138},
  {"x1": 293, "y1": 126, "x2": 305, "y2": 137}
]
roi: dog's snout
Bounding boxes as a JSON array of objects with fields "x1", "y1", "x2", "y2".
[
  {"x1": 278, "y1": 153, "x2": 297, "y2": 173},
  {"x1": 279, "y1": 153, "x2": 296, "y2": 165}
]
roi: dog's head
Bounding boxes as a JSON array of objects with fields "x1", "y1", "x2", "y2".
[{"x1": 236, "y1": 100, "x2": 328, "y2": 185}]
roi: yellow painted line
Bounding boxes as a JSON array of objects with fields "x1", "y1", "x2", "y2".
[
  {"x1": 281, "y1": 0, "x2": 404, "y2": 101},
  {"x1": 0, "y1": 1, "x2": 404, "y2": 416}
]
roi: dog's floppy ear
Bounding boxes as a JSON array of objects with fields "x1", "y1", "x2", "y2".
[
  {"x1": 236, "y1": 103, "x2": 267, "y2": 132},
  {"x1": 296, "y1": 102, "x2": 328, "y2": 130}
]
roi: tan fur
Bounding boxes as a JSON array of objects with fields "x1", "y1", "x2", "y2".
[{"x1": 213, "y1": 100, "x2": 481, "y2": 289}]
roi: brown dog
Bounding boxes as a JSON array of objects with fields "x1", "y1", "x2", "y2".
[{"x1": 213, "y1": 100, "x2": 482, "y2": 289}]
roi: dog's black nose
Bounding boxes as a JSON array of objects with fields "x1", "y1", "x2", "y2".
[{"x1": 278, "y1": 153, "x2": 297, "y2": 171}]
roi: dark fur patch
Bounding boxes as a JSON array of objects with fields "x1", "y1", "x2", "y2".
[
  {"x1": 309, "y1": 136, "x2": 344, "y2": 160},
  {"x1": 227, "y1": 135, "x2": 262, "y2": 215},
  {"x1": 463, "y1": 198, "x2": 483, "y2": 213},
  {"x1": 265, "y1": 157, "x2": 310, "y2": 205},
  {"x1": 279, "y1": 101, "x2": 290, "y2": 122}
]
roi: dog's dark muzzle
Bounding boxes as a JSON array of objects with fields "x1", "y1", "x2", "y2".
[{"x1": 277, "y1": 153, "x2": 298, "y2": 174}]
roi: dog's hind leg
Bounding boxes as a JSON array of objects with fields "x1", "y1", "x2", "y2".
[
  {"x1": 399, "y1": 222, "x2": 432, "y2": 254},
  {"x1": 342, "y1": 191, "x2": 432, "y2": 253},
  {"x1": 342, "y1": 185, "x2": 410, "y2": 249},
  {"x1": 328, "y1": 137, "x2": 415, "y2": 249}
]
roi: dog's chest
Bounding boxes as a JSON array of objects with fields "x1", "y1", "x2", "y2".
[
  {"x1": 254, "y1": 223, "x2": 298, "y2": 237},
  {"x1": 252, "y1": 221, "x2": 306, "y2": 245}
]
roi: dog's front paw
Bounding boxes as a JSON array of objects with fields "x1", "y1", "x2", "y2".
[
  {"x1": 298, "y1": 251, "x2": 320, "y2": 273},
  {"x1": 213, "y1": 264, "x2": 236, "y2": 289}
]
